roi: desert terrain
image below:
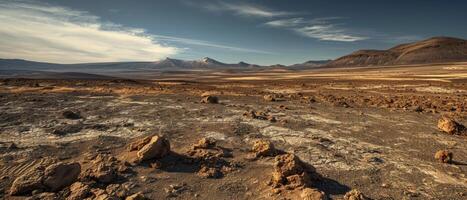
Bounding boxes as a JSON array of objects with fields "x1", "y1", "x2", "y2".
[{"x1": 0, "y1": 62, "x2": 466, "y2": 200}]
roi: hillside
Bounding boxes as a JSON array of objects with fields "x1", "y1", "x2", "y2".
[{"x1": 326, "y1": 37, "x2": 467, "y2": 67}]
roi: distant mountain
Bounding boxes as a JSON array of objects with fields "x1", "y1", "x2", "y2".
[
  {"x1": 0, "y1": 57, "x2": 269, "y2": 75},
  {"x1": 326, "y1": 36, "x2": 467, "y2": 67},
  {"x1": 288, "y1": 60, "x2": 331, "y2": 69}
]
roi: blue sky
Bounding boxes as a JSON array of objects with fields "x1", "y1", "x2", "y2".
[{"x1": 1, "y1": 0, "x2": 466, "y2": 65}]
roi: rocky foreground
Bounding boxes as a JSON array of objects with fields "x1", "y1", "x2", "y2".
[{"x1": 0, "y1": 78, "x2": 466, "y2": 199}]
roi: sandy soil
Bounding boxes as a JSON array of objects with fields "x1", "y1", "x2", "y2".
[{"x1": 0, "y1": 64, "x2": 466, "y2": 200}]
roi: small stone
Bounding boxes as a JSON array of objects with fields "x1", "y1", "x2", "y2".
[
  {"x1": 62, "y1": 110, "x2": 81, "y2": 119},
  {"x1": 200, "y1": 96, "x2": 219, "y2": 104},
  {"x1": 301, "y1": 188, "x2": 327, "y2": 200},
  {"x1": 434, "y1": 150, "x2": 453, "y2": 163},
  {"x1": 263, "y1": 95, "x2": 276, "y2": 102},
  {"x1": 126, "y1": 192, "x2": 147, "y2": 200},
  {"x1": 251, "y1": 140, "x2": 276, "y2": 157},
  {"x1": 193, "y1": 138, "x2": 216, "y2": 149},
  {"x1": 344, "y1": 189, "x2": 368, "y2": 200},
  {"x1": 197, "y1": 166, "x2": 221, "y2": 178}
]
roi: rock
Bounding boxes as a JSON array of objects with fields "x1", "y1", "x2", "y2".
[
  {"x1": 106, "y1": 184, "x2": 129, "y2": 198},
  {"x1": 9, "y1": 168, "x2": 45, "y2": 195},
  {"x1": 128, "y1": 136, "x2": 152, "y2": 151},
  {"x1": 437, "y1": 117, "x2": 466, "y2": 135},
  {"x1": 434, "y1": 150, "x2": 453, "y2": 163},
  {"x1": 251, "y1": 140, "x2": 276, "y2": 157},
  {"x1": 300, "y1": 188, "x2": 327, "y2": 200},
  {"x1": 285, "y1": 173, "x2": 312, "y2": 190},
  {"x1": 137, "y1": 135, "x2": 170, "y2": 161},
  {"x1": 267, "y1": 115, "x2": 277, "y2": 122},
  {"x1": 197, "y1": 166, "x2": 221, "y2": 178},
  {"x1": 271, "y1": 154, "x2": 316, "y2": 188},
  {"x1": 90, "y1": 163, "x2": 118, "y2": 183},
  {"x1": 51, "y1": 124, "x2": 83, "y2": 136},
  {"x1": 193, "y1": 138, "x2": 216, "y2": 149},
  {"x1": 344, "y1": 189, "x2": 368, "y2": 200},
  {"x1": 264, "y1": 95, "x2": 276, "y2": 102},
  {"x1": 43, "y1": 162, "x2": 81, "y2": 191},
  {"x1": 10, "y1": 161, "x2": 81, "y2": 195},
  {"x1": 200, "y1": 96, "x2": 219, "y2": 104},
  {"x1": 67, "y1": 182, "x2": 91, "y2": 200},
  {"x1": 33, "y1": 192, "x2": 58, "y2": 200},
  {"x1": 126, "y1": 192, "x2": 147, "y2": 200},
  {"x1": 62, "y1": 110, "x2": 81, "y2": 119}
]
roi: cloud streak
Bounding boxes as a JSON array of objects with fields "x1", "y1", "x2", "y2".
[
  {"x1": 152, "y1": 35, "x2": 274, "y2": 54},
  {"x1": 264, "y1": 17, "x2": 367, "y2": 42},
  {"x1": 203, "y1": 2, "x2": 294, "y2": 18},
  {"x1": 0, "y1": 1, "x2": 181, "y2": 63}
]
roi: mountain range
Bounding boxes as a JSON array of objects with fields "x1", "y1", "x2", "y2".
[{"x1": 1, "y1": 36, "x2": 467, "y2": 75}]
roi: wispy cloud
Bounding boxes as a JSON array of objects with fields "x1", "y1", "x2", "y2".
[
  {"x1": 203, "y1": 2, "x2": 295, "y2": 18},
  {"x1": 264, "y1": 17, "x2": 367, "y2": 42},
  {"x1": 152, "y1": 35, "x2": 274, "y2": 54},
  {"x1": 0, "y1": 1, "x2": 180, "y2": 63}
]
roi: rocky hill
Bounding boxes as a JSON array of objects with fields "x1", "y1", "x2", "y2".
[{"x1": 326, "y1": 37, "x2": 467, "y2": 67}]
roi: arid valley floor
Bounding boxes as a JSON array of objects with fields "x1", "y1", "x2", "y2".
[{"x1": 0, "y1": 63, "x2": 466, "y2": 200}]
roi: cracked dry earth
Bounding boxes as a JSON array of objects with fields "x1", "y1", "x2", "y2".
[{"x1": 0, "y1": 78, "x2": 466, "y2": 200}]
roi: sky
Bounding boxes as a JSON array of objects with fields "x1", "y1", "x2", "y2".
[{"x1": 1, "y1": 0, "x2": 466, "y2": 65}]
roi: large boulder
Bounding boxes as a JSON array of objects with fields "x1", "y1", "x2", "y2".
[
  {"x1": 10, "y1": 162, "x2": 81, "y2": 195},
  {"x1": 137, "y1": 135, "x2": 170, "y2": 161},
  {"x1": 43, "y1": 162, "x2": 81, "y2": 191},
  {"x1": 9, "y1": 167, "x2": 45, "y2": 195}
]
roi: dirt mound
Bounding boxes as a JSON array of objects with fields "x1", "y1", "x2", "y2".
[
  {"x1": 326, "y1": 36, "x2": 467, "y2": 67},
  {"x1": 434, "y1": 150, "x2": 453, "y2": 163},
  {"x1": 10, "y1": 161, "x2": 81, "y2": 195},
  {"x1": 437, "y1": 117, "x2": 466, "y2": 135}
]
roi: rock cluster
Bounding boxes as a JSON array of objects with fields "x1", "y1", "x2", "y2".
[{"x1": 187, "y1": 138, "x2": 236, "y2": 179}]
